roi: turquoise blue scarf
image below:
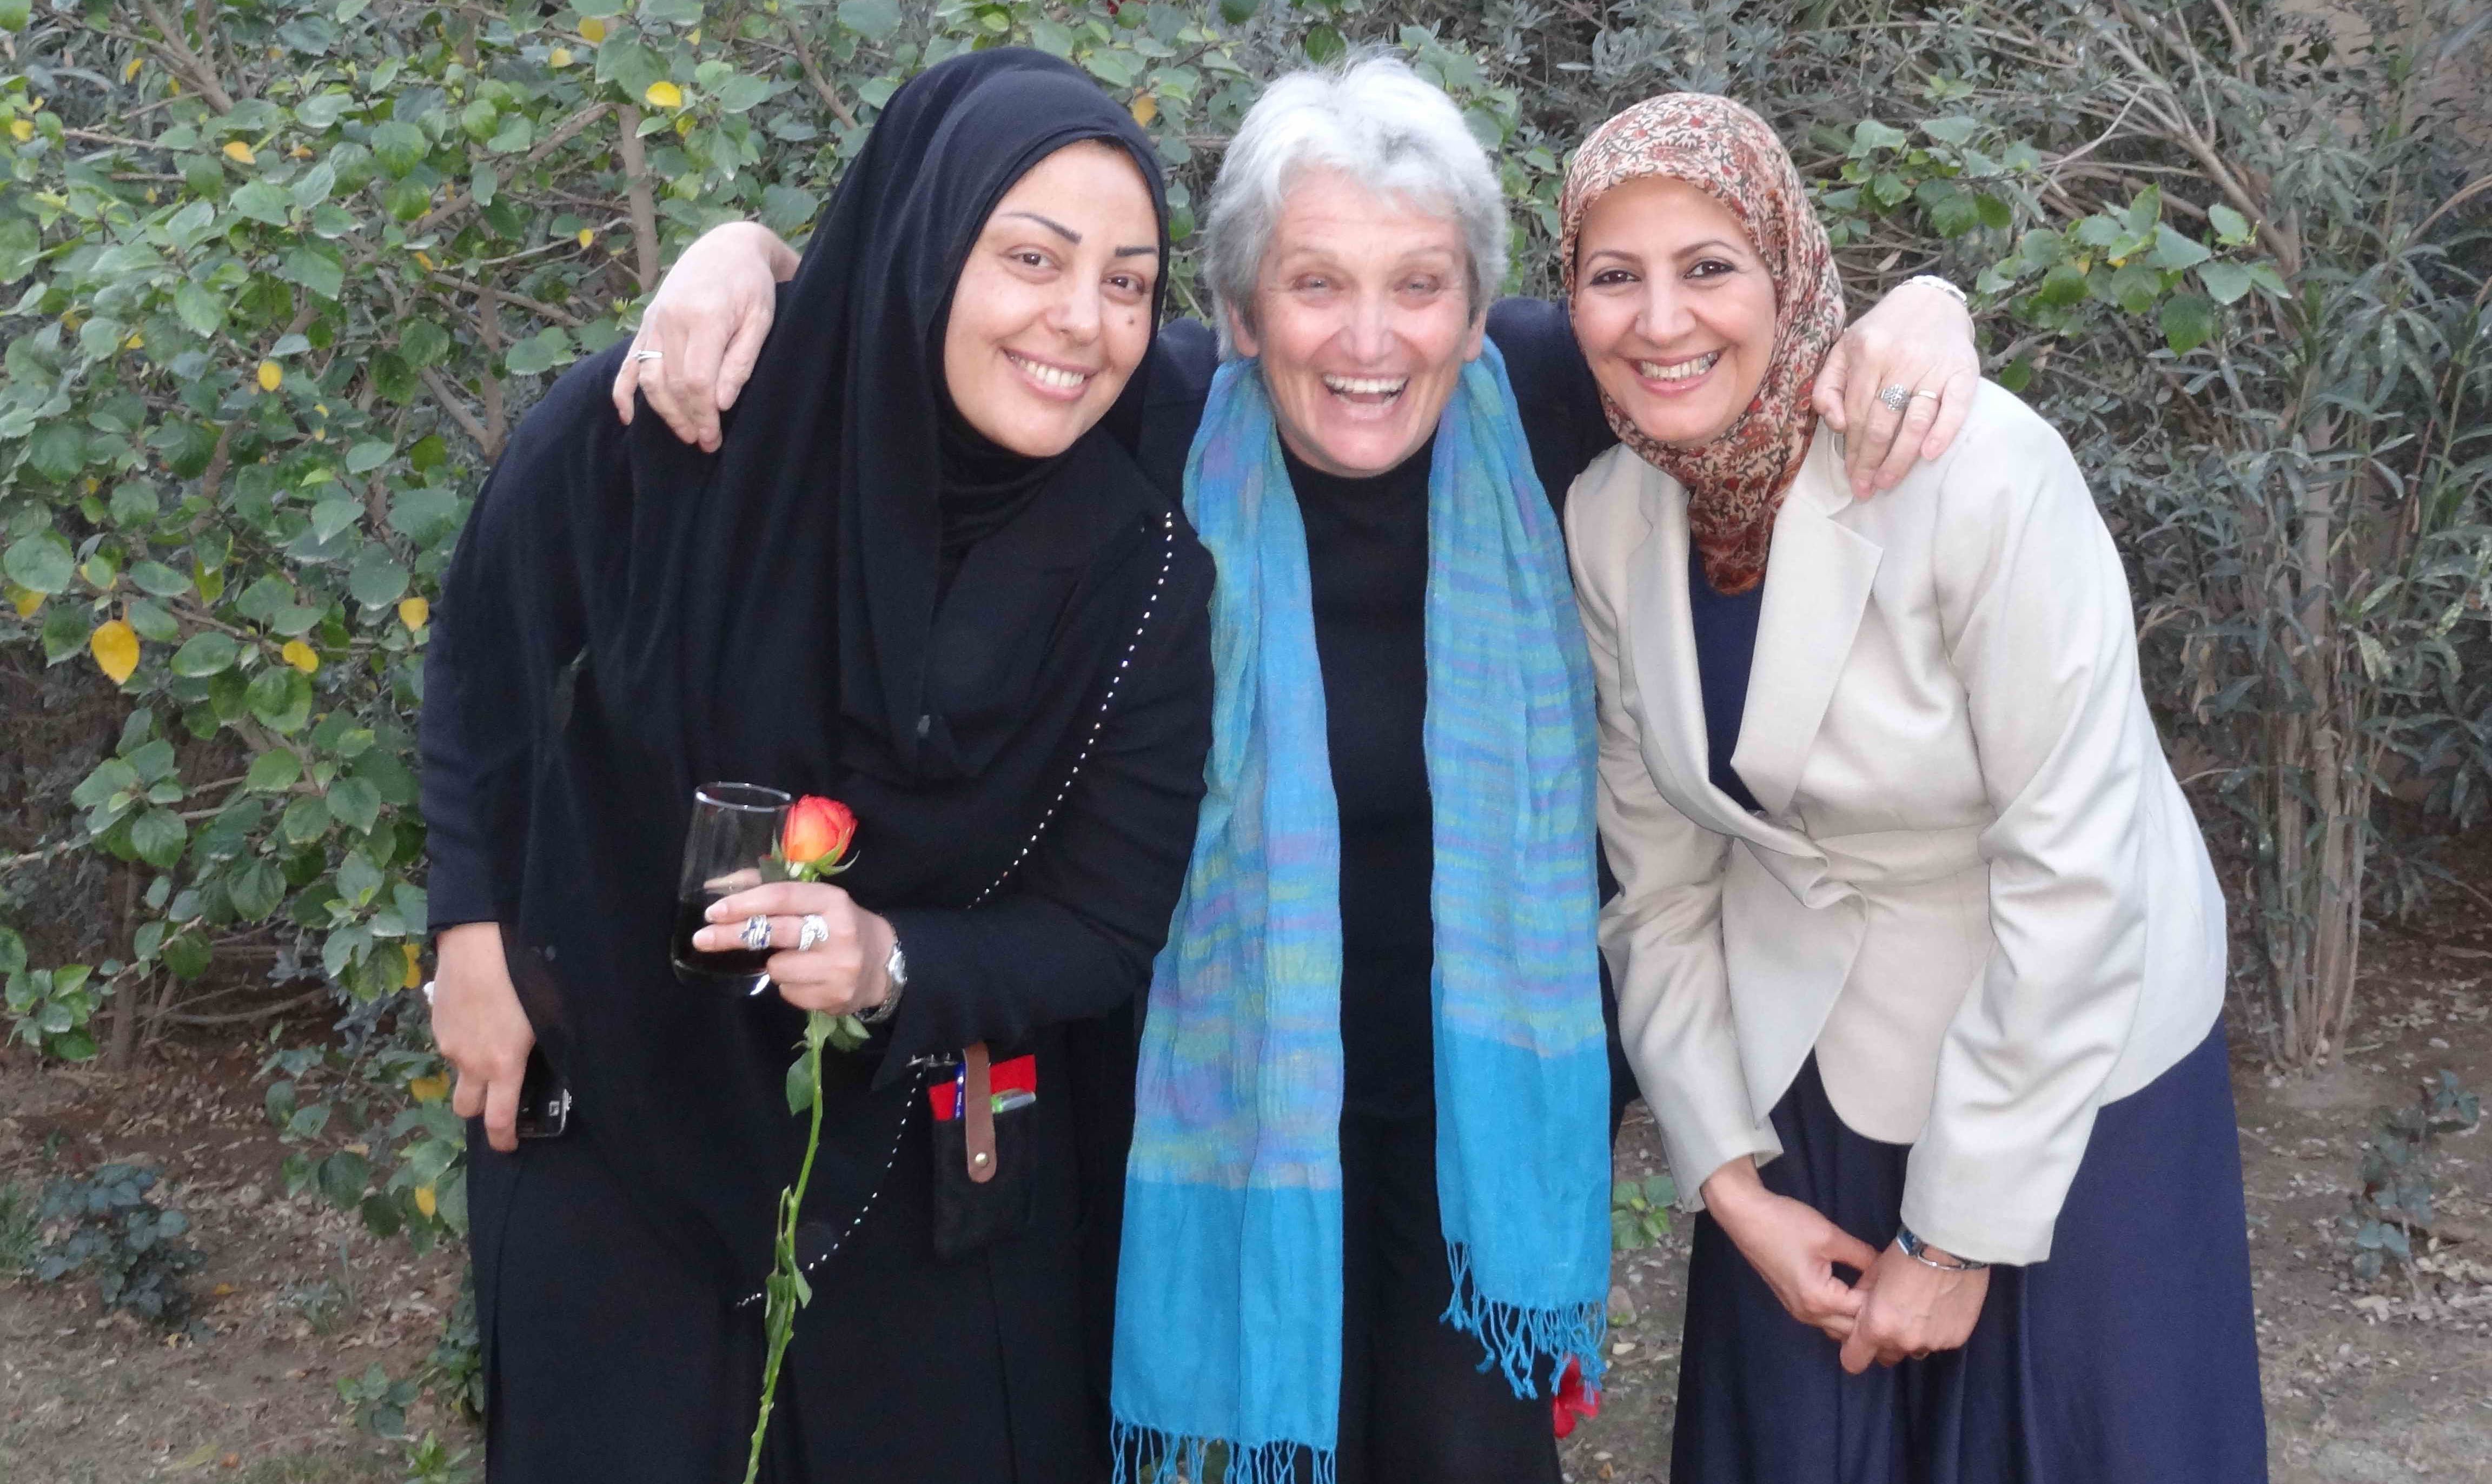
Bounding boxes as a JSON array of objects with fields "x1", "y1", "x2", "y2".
[{"x1": 1112, "y1": 343, "x2": 1610, "y2": 1483}]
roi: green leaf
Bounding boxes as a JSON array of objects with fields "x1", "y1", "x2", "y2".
[
  {"x1": 230, "y1": 858, "x2": 287, "y2": 920},
  {"x1": 283, "y1": 245, "x2": 346, "y2": 302},
  {"x1": 502, "y1": 326, "x2": 575, "y2": 377},
  {"x1": 170, "y1": 631, "x2": 241, "y2": 677},
  {"x1": 2159, "y1": 292, "x2": 2217, "y2": 355},
  {"x1": 2034, "y1": 262, "x2": 2089, "y2": 308},
  {"x1": 174, "y1": 281, "x2": 229, "y2": 336},
  {"x1": 370, "y1": 121, "x2": 428, "y2": 178},
  {"x1": 327, "y1": 777, "x2": 382, "y2": 834},
  {"x1": 1974, "y1": 194, "x2": 2013, "y2": 231},
  {"x1": 1217, "y1": 0, "x2": 1260, "y2": 23},
  {"x1": 2149, "y1": 223, "x2": 2212, "y2": 271},
  {"x1": 2198, "y1": 260, "x2": 2255, "y2": 306},
  {"x1": 0, "y1": 217, "x2": 38, "y2": 282},
  {"x1": 130, "y1": 809, "x2": 189, "y2": 870},
  {"x1": 0, "y1": 926, "x2": 24, "y2": 976},
  {"x1": 785, "y1": 1057, "x2": 816, "y2": 1114},
  {"x1": 1303, "y1": 23, "x2": 1346, "y2": 63},
  {"x1": 0, "y1": 0, "x2": 30, "y2": 36},
  {"x1": 247, "y1": 750, "x2": 304, "y2": 793},
  {"x1": 1921, "y1": 115, "x2": 1979, "y2": 146},
  {"x1": 319, "y1": 1149, "x2": 372, "y2": 1209},
  {"x1": 347, "y1": 548, "x2": 409, "y2": 608},
  {"x1": 27, "y1": 423, "x2": 87, "y2": 482},
  {"x1": 129, "y1": 561, "x2": 190, "y2": 598},
  {"x1": 231, "y1": 180, "x2": 295, "y2": 227},
  {"x1": 1850, "y1": 118, "x2": 1910, "y2": 155},
  {"x1": 160, "y1": 931, "x2": 211, "y2": 979},
  {"x1": 248, "y1": 667, "x2": 314, "y2": 733},
  {"x1": 398, "y1": 319, "x2": 452, "y2": 370},
  {"x1": 2206, "y1": 203, "x2": 2253, "y2": 246},
  {"x1": 4, "y1": 533, "x2": 76, "y2": 594}
]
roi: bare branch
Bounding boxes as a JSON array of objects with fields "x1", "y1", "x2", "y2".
[
  {"x1": 614, "y1": 105, "x2": 661, "y2": 295},
  {"x1": 135, "y1": 0, "x2": 233, "y2": 114}
]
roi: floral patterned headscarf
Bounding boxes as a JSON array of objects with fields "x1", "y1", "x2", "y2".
[{"x1": 1559, "y1": 93, "x2": 1846, "y2": 594}]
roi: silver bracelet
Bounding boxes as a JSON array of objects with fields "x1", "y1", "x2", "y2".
[
  {"x1": 856, "y1": 938, "x2": 906, "y2": 1026},
  {"x1": 1897, "y1": 1224, "x2": 1990, "y2": 1271},
  {"x1": 1900, "y1": 273, "x2": 1968, "y2": 307}
]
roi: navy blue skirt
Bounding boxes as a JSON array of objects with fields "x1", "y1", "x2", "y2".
[{"x1": 1672, "y1": 1023, "x2": 2267, "y2": 1484}]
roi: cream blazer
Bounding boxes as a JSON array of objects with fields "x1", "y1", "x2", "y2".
[{"x1": 1566, "y1": 382, "x2": 2226, "y2": 1264}]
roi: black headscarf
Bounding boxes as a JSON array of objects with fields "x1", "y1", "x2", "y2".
[
  {"x1": 470, "y1": 49, "x2": 1175, "y2": 1291},
  {"x1": 669, "y1": 48, "x2": 1170, "y2": 790}
]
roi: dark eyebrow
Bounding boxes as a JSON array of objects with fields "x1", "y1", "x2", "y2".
[
  {"x1": 999, "y1": 211, "x2": 1081, "y2": 243},
  {"x1": 1114, "y1": 244, "x2": 1160, "y2": 259},
  {"x1": 1676, "y1": 238, "x2": 1747, "y2": 259}
]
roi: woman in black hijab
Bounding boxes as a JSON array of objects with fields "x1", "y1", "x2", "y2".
[{"x1": 417, "y1": 49, "x2": 1212, "y2": 1483}]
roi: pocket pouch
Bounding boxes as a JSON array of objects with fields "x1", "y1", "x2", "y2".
[{"x1": 930, "y1": 1100, "x2": 1036, "y2": 1259}]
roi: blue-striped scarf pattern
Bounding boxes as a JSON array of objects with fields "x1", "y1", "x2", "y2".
[{"x1": 1112, "y1": 343, "x2": 1611, "y2": 1482}]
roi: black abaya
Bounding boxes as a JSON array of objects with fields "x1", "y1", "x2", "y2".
[{"x1": 419, "y1": 49, "x2": 1212, "y2": 1483}]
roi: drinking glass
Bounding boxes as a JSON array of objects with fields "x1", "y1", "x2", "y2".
[{"x1": 670, "y1": 783, "x2": 791, "y2": 994}]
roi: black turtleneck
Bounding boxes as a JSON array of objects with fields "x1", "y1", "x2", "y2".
[{"x1": 1283, "y1": 436, "x2": 1439, "y2": 1118}]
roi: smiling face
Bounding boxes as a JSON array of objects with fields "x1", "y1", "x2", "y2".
[
  {"x1": 1569, "y1": 174, "x2": 1780, "y2": 449},
  {"x1": 942, "y1": 140, "x2": 1161, "y2": 458},
  {"x1": 1228, "y1": 168, "x2": 1484, "y2": 478}
]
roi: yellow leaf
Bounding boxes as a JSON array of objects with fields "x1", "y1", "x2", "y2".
[
  {"x1": 398, "y1": 595, "x2": 430, "y2": 630},
  {"x1": 222, "y1": 139, "x2": 255, "y2": 165},
  {"x1": 576, "y1": 227, "x2": 596, "y2": 248},
  {"x1": 414, "y1": 1184, "x2": 438, "y2": 1219},
  {"x1": 291, "y1": 144, "x2": 312, "y2": 160},
  {"x1": 256, "y1": 360, "x2": 282, "y2": 391},
  {"x1": 548, "y1": 47, "x2": 574, "y2": 68},
  {"x1": 686, "y1": 27, "x2": 700, "y2": 45},
  {"x1": 578, "y1": 16, "x2": 607, "y2": 42},
  {"x1": 414, "y1": 249, "x2": 436, "y2": 271},
  {"x1": 9, "y1": 584, "x2": 44, "y2": 618},
  {"x1": 1130, "y1": 93, "x2": 1158, "y2": 127},
  {"x1": 408, "y1": 1074, "x2": 449, "y2": 1104},
  {"x1": 281, "y1": 639, "x2": 320, "y2": 674},
  {"x1": 673, "y1": 114, "x2": 693, "y2": 137},
  {"x1": 123, "y1": 57, "x2": 142, "y2": 82},
  {"x1": 401, "y1": 943, "x2": 424, "y2": 988},
  {"x1": 645, "y1": 80, "x2": 684, "y2": 110},
  {"x1": 90, "y1": 620, "x2": 140, "y2": 685},
  {"x1": 123, "y1": 332, "x2": 144, "y2": 350},
  {"x1": 8, "y1": 120, "x2": 30, "y2": 144}
]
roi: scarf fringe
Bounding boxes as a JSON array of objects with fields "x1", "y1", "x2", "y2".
[
  {"x1": 1110, "y1": 1420, "x2": 1336, "y2": 1484},
  {"x1": 1440, "y1": 1240, "x2": 1610, "y2": 1399}
]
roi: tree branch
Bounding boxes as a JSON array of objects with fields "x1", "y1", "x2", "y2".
[
  {"x1": 614, "y1": 105, "x2": 661, "y2": 295},
  {"x1": 136, "y1": 0, "x2": 233, "y2": 115}
]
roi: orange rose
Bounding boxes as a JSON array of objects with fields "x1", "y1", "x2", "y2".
[{"x1": 780, "y1": 796, "x2": 856, "y2": 874}]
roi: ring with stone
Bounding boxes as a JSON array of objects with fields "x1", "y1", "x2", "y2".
[
  {"x1": 796, "y1": 913, "x2": 829, "y2": 953},
  {"x1": 1878, "y1": 383, "x2": 1913, "y2": 413},
  {"x1": 740, "y1": 913, "x2": 772, "y2": 952}
]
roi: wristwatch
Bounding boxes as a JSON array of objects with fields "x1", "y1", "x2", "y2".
[{"x1": 857, "y1": 937, "x2": 907, "y2": 1025}]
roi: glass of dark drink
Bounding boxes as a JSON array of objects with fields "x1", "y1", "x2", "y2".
[{"x1": 670, "y1": 783, "x2": 792, "y2": 994}]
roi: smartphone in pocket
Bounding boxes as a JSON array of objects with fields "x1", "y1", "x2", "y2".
[{"x1": 514, "y1": 1044, "x2": 572, "y2": 1140}]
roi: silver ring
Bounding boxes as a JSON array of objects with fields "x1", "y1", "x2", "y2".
[
  {"x1": 796, "y1": 913, "x2": 828, "y2": 952},
  {"x1": 1878, "y1": 384, "x2": 1912, "y2": 413},
  {"x1": 740, "y1": 914, "x2": 772, "y2": 952},
  {"x1": 421, "y1": 978, "x2": 436, "y2": 1006},
  {"x1": 1911, "y1": 389, "x2": 1941, "y2": 401},
  {"x1": 633, "y1": 348, "x2": 665, "y2": 363}
]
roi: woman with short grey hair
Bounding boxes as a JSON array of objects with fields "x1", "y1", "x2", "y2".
[{"x1": 607, "y1": 49, "x2": 1982, "y2": 1482}]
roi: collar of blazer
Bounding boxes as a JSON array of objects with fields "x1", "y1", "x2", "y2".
[{"x1": 1622, "y1": 427, "x2": 1883, "y2": 856}]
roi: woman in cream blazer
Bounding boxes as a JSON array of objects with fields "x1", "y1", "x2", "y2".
[{"x1": 1558, "y1": 96, "x2": 2265, "y2": 1483}]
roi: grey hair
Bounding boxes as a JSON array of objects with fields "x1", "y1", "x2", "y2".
[{"x1": 1203, "y1": 52, "x2": 1507, "y2": 357}]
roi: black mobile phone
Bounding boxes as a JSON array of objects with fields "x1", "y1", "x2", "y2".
[{"x1": 514, "y1": 1045, "x2": 573, "y2": 1140}]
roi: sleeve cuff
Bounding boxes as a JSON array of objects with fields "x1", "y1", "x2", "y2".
[{"x1": 1656, "y1": 1114, "x2": 1783, "y2": 1215}]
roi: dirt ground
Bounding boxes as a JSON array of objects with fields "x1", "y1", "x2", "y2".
[{"x1": 4, "y1": 848, "x2": 2489, "y2": 1483}]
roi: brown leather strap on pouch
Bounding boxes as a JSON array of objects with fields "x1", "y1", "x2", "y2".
[{"x1": 963, "y1": 1041, "x2": 996, "y2": 1184}]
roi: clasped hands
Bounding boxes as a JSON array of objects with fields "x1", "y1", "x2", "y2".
[{"x1": 1700, "y1": 1157, "x2": 1989, "y2": 1374}]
